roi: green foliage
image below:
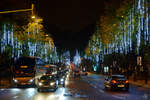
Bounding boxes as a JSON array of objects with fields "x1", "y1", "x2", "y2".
[{"x1": 0, "y1": 15, "x2": 55, "y2": 63}]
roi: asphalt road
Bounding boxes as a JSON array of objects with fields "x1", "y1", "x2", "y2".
[
  {"x1": 81, "y1": 73, "x2": 150, "y2": 100},
  {"x1": 0, "y1": 73, "x2": 150, "y2": 100}
]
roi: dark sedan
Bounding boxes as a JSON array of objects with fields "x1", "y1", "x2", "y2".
[
  {"x1": 37, "y1": 75, "x2": 58, "y2": 92},
  {"x1": 104, "y1": 74, "x2": 129, "y2": 91}
]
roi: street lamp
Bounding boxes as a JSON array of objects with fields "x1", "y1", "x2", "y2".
[
  {"x1": 31, "y1": 15, "x2": 36, "y2": 19},
  {"x1": 45, "y1": 34, "x2": 49, "y2": 37}
]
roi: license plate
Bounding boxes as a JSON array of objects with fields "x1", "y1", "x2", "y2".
[
  {"x1": 118, "y1": 85, "x2": 124, "y2": 87},
  {"x1": 43, "y1": 86, "x2": 49, "y2": 87}
]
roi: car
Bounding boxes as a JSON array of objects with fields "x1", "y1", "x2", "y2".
[
  {"x1": 37, "y1": 75, "x2": 58, "y2": 92},
  {"x1": 56, "y1": 71, "x2": 66, "y2": 87},
  {"x1": 104, "y1": 74, "x2": 129, "y2": 91}
]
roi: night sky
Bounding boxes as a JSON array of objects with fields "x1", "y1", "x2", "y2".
[
  {"x1": 0, "y1": 0, "x2": 120, "y2": 54},
  {"x1": 37, "y1": 0, "x2": 105, "y2": 53}
]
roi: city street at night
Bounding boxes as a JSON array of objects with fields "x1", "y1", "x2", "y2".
[
  {"x1": 0, "y1": 0, "x2": 150, "y2": 100},
  {"x1": 0, "y1": 73, "x2": 150, "y2": 100}
]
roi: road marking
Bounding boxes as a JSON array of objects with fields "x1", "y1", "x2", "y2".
[
  {"x1": 112, "y1": 95, "x2": 124, "y2": 100},
  {"x1": 13, "y1": 96, "x2": 18, "y2": 99},
  {"x1": 0, "y1": 89, "x2": 5, "y2": 93},
  {"x1": 98, "y1": 89, "x2": 104, "y2": 93},
  {"x1": 143, "y1": 94, "x2": 149, "y2": 99},
  {"x1": 0, "y1": 89, "x2": 5, "y2": 91},
  {"x1": 90, "y1": 83, "x2": 97, "y2": 89}
]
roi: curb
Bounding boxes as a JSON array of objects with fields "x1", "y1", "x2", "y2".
[
  {"x1": 129, "y1": 81, "x2": 150, "y2": 89},
  {"x1": 89, "y1": 73, "x2": 150, "y2": 89}
]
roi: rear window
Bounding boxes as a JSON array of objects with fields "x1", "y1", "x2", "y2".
[{"x1": 112, "y1": 75, "x2": 125, "y2": 79}]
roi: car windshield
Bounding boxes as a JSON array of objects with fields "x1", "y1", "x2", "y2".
[{"x1": 40, "y1": 75, "x2": 55, "y2": 80}]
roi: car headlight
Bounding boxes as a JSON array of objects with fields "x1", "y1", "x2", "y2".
[
  {"x1": 39, "y1": 82, "x2": 43, "y2": 86},
  {"x1": 50, "y1": 82, "x2": 55, "y2": 86},
  {"x1": 29, "y1": 79, "x2": 33, "y2": 83},
  {"x1": 13, "y1": 79, "x2": 18, "y2": 83},
  {"x1": 61, "y1": 78, "x2": 64, "y2": 82}
]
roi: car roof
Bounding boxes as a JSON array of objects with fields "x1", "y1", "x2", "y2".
[
  {"x1": 40, "y1": 75, "x2": 55, "y2": 79},
  {"x1": 111, "y1": 74, "x2": 125, "y2": 77}
]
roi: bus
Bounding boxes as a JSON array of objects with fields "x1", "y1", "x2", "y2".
[{"x1": 12, "y1": 56, "x2": 46, "y2": 87}]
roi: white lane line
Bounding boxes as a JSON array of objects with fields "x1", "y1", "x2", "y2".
[
  {"x1": 142, "y1": 94, "x2": 150, "y2": 99},
  {"x1": 13, "y1": 96, "x2": 18, "y2": 99},
  {"x1": 0, "y1": 89, "x2": 5, "y2": 91},
  {"x1": 112, "y1": 95, "x2": 124, "y2": 100},
  {"x1": 0, "y1": 89, "x2": 6, "y2": 92},
  {"x1": 98, "y1": 89, "x2": 104, "y2": 93},
  {"x1": 90, "y1": 84, "x2": 97, "y2": 88}
]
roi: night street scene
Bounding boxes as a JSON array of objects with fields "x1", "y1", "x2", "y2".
[{"x1": 0, "y1": 0, "x2": 150, "y2": 100}]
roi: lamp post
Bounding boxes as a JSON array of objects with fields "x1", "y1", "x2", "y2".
[
  {"x1": 0, "y1": 4, "x2": 34, "y2": 15},
  {"x1": 0, "y1": 4, "x2": 37, "y2": 56}
]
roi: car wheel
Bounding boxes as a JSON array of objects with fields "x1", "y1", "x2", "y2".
[
  {"x1": 125, "y1": 87, "x2": 129, "y2": 91},
  {"x1": 104, "y1": 86, "x2": 108, "y2": 90},
  {"x1": 37, "y1": 88, "x2": 41, "y2": 92},
  {"x1": 63, "y1": 83, "x2": 65, "y2": 87},
  {"x1": 53, "y1": 88, "x2": 57, "y2": 92},
  {"x1": 111, "y1": 87, "x2": 115, "y2": 91}
]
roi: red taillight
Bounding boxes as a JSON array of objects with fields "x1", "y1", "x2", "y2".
[
  {"x1": 112, "y1": 80, "x2": 117, "y2": 84},
  {"x1": 16, "y1": 71, "x2": 19, "y2": 74},
  {"x1": 125, "y1": 80, "x2": 129, "y2": 83}
]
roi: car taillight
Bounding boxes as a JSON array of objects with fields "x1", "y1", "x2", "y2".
[
  {"x1": 125, "y1": 80, "x2": 129, "y2": 83},
  {"x1": 112, "y1": 80, "x2": 117, "y2": 84},
  {"x1": 16, "y1": 71, "x2": 19, "y2": 74}
]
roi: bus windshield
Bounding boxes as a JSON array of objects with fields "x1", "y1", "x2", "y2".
[{"x1": 14, "y1": 56, "x2": 36, "y2": 77}]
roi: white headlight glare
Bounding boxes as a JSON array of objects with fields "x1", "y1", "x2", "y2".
[
  {"x1": 61, "y1": 78, "x2": 64, "y2": 82},
  {"x1": 50, "y1": 82, "x2": 55, "y2": 86},
  {"x1": 14, "y1": 79, "x2": 18, "y2": 83},
  {"x1": 29, "y1": 79, "x2": 33, "y2": 83},
  {"x1": 39, "y1": 83, "x2": 42, "y2": 86}
]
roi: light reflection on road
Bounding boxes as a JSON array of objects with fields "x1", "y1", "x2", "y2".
[
  {"x1": 26, "y1": 88, "x2": 36, "y2": 97},
  {"x1": 58, "y1": 88, "x2": 65, "y2": 100},
  {"x1": 33, "y1": 88, "x2": 67, "y2": 100}
]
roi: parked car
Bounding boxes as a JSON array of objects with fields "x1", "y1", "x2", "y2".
[
  {"x1": 37, "y1": 75, "x2": 58, "y2": 92},
  {"x1": 104, "y1": 74, "x2": 129, "y2": 91}
]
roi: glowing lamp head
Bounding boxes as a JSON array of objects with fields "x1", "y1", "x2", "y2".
[{"x1": 31, "y1": 15, "x2": 35, "y2": 19}]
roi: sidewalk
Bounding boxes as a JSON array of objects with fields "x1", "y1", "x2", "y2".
[
  {"x1": 129, "y1": 77, "x2": 150, "y2": 89},
  {"x1": 0, "y1": 78, "x2": 11, "y2": 88}
]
